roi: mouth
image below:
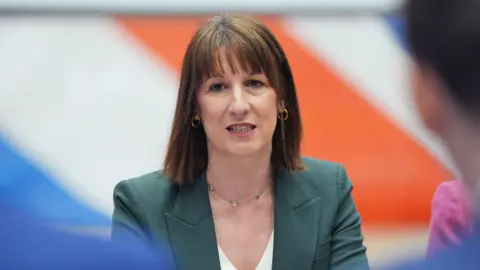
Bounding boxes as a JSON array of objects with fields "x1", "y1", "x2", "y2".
[{"x1": 226, "y1": 124, "x2": 257, "y2": 134}]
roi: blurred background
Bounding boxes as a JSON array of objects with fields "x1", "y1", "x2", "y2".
[{"x1": 0, "y1": 0, "x2": 456, "y2": 268}]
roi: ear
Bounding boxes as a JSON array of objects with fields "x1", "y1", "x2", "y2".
[{"x1": 410, "y1": 62, "x2": 444, "y2": 134}]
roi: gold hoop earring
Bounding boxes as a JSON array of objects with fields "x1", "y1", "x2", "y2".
[
  {"x1": 191, "y1": 115, "x2": 201, "y2": 128},
  {"x1": 278, "y1": 109, "x2": 288, "y2": 121}
]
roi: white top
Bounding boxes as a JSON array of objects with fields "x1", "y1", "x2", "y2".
[{"x1": 218, "y1": 231, "x2": 274, "y2": 270}]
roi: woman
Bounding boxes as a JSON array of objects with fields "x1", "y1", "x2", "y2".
[
  {"x1": 111, "y1": 15, "x2": 368, "y2": 270},
  {"x1": 426, "y1": 180, "x2": 473, "y2": 257}
]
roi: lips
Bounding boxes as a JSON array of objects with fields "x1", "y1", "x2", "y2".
[{"x1": 226, "y1": 124, "x2": 256, "y2": 133}]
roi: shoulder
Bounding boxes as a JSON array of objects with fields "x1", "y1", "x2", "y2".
[
  {"x1": 113, "y1": 171, "x2": 177, "y2": 213},
  {"x1": 430, "y1": 180, "x2": 471, "y2": 225},
  {"x1": 288, "y1": 157, "x2": 353, "y2": 207},
  {"x1": 114, "y1": 171, "x2": 174, "y2": 194},
  {"x1": 432, "y1": 181, "x2": 468, "y2": 208},
  {"x1": 427, "y1": 180, "x2": 473, "y2": 256},
  {"x1": 301, "y1": 156, "x2": 342, "y2": 174},
  {"x1": 297, "y1": 156, "x2": 351, "y2": 190}
]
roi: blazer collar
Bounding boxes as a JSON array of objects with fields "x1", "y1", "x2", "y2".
[
  {"x1": 164, "y1": 172, "x2": 220, "y2": 270},
  {"x1": 272, "y1": 169, "x2": 323, "y2": 270},
  {"x1": 169, "y1": 171, "x2": 211, "y2": 225},
  {"x1": 165, "y1": 169, "x2": 322, "y2": 270}
]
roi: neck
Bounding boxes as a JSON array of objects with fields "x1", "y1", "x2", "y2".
[
  {"x1": 442, "y1": 113, "x2": 480, "y2": 204},
  {"x1": 206, "y1": 148, "x2": 273, "y2": 200}
]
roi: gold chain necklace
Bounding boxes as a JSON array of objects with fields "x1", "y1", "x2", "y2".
[{"x1": 207, "y1": 183, "x2": 270, "y2": 207}]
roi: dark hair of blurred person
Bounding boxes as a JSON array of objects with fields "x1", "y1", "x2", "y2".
[
  {"x1": 407, "y1": 0, "x2": 480, "y2": 192},
  {"x1": 389, "y1": 0, "x2": 480, "y2": 269}
]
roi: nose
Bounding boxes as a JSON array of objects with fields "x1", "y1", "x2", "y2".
[{"x1": 228, "y1": 83, "x2": 250, "y2": 117}]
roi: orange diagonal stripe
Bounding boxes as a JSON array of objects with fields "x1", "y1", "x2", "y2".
[{"x1": 117, "y1": 16, "x2": 452, "y2": 224}]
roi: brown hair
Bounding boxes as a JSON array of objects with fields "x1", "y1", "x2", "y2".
[{"x1": 163, "y1": 15, "x2": 304, "y2": 184}]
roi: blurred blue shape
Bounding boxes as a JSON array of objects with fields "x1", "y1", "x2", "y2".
[
  {"x1": 0, "y1": 132, "x2": 109, "y2": 226},
  {"x1": 0, "y1": 200, "x2": 165, "y2": 270},
  {"x1": 387, "y1": 220, "x2": 480, "y2": 269}
]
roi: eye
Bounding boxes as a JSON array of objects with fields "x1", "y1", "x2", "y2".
[
  {"x1": 246, "y1": 79, "x2": 265, "y2": 88},
  {"x1": 209, "y1": 82, "x2": 227, "y2": 92}
]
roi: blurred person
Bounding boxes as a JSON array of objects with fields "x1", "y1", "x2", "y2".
[
  {"x1": 389, "y1": 0, "x2": 480, "y2": 268},
  {"x1": 427, "y1": 180, "x2": 473, "y2": 257},
  {"x1": 0, "y1": 198, "x2": 166, "y2": 269},
  {"x1": 111, "y1": 15, "x2": 369, "y2": 270}
]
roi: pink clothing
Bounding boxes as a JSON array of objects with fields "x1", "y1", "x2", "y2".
[{"x1": 427, "y1": 181, "x2": 473, "y2": 257}]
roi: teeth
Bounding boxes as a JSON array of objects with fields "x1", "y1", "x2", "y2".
[{"x1": 230, "y1": 126, "x2": 253, "y2": 133}]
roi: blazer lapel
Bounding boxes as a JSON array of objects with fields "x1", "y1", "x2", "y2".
[
  {"x1": 272, "y1": 170, "x2": 322, "y2": 270},
  {"x1": 164, "y1": 172, "x2": 220, "y2": 270}
]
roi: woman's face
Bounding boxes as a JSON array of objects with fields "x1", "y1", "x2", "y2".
[{"x1": 196, "y1": 48, "x2": 279, "y2": 158}]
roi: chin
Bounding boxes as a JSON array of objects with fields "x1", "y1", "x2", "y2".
[{"x1": 226, "y1": 143, "x2": 265, "y2": 157}]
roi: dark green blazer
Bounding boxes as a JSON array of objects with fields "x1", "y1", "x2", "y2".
[{"x1": 111, "y1": 157, "x2": 369, "y2": 270}]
